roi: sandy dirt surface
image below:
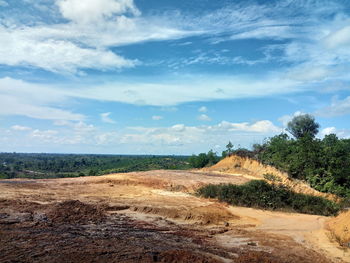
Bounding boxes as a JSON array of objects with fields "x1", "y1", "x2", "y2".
[
  {"x1": 0, "y1": 170, "x2": 349, "y2": 263},
  {"x1": 327, "y1": 210, "x2": 350, "y2": 247}
]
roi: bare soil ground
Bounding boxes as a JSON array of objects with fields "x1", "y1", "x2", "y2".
[
  {"x1": 0, "y1": 170, "x2": 349, "y2": 263},
  {"x1": 328, "y1": 210, "x2": 350, "y2": 247}
]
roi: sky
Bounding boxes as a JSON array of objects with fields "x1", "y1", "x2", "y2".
[{"x1": 1, "y1": 0, "x2": 350, "y2": 155}]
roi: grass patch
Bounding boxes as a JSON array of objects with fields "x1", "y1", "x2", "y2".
[{"x1": 196, "y1": 180, "x2": 340, "y2": 216}]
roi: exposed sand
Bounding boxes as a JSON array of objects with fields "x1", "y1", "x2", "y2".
[
  {"x1": 203, "y1": 155, "x2": 339, "y2": 201},
  {"x1": 328, "y1": 210, "x2": 350, "y2": 247},
  {"x1": 0, "y1": 170, "x2": 348, "y2": 262}
]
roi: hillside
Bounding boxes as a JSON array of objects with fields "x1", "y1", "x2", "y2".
[{"x1": 203, "y1": 155, "x2": 338, "y2": 202}]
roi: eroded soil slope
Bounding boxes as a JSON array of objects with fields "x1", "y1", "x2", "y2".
[
  {"x1": 203, "y1": 155, "x2": 338, "y2": 201},
  {"x1": 0, "y1": 170, "x2": 348, "y2": 262},
  {"x1": 328, "y1": 210, "x2": 350, "y2": 247}
]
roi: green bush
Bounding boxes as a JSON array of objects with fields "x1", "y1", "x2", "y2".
[
  {"x1": 196, "y1": 180, "x2": 340, "y2": 216},
  {"x1": 189, "y1": 150, "x2": 220, "y2": 168}
]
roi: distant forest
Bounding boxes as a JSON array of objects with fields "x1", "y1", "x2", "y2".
[{"x1": 0, "y1": 153, "x2": 190, "y2": 179}]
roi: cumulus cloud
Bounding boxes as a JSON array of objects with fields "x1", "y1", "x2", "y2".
[
  {"x1": 198, "y1": 106, "x2": 207, "y2": 113},
  {"x1": 100, "y1": 112, "x2": 116, "y2": 123},
  {"x1": 320, "y1": 127, "x2": 337, "y2": 137},
  {"x1": 216, "y1": 120, "x2": 281, "y2": 133},
  {"x1": 56, "y1": 0, "x2": 140, "y2": 24},
  {"x1": 0, "y1": 0, "x2": 192, "y2": 73},
  {"x1": 320, "y1": 127, "x2": 350, "y2": 139},
  {"x1": 278, "y1": 111, "x2": 304, "y2": 127},
  {"x1": 119, "y1": 120, "x2": 281, "y2": 153},
  {"x1": 0, "y1": 27, "x2": 137, "y2": 73},
  {"x1": 198, "y1": 114, "x2": 211, "y2": 121},
  {"x1": 1, "y1": 119, "x2": 282, "y2": 154},
  {"x1": 11, "y1": 125, "x2": 32, "y2": 131},
  {"x1": 28, "y1": 129, "x2": 61, "y2": 144}
]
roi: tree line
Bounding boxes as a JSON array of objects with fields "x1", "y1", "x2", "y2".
[{"x1": 0, "y1": 153, "x2": 190, "y2": 179}]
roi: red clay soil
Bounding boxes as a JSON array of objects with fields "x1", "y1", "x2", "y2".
[
  {"x1": 0, "y1": 198, "x2": 332, "y2": 263},
  {"x1": 47, "y1": 200, "x2": 106, "y2": 224}
]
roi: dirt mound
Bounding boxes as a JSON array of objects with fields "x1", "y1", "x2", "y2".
[
  {"x1": 327, "y1": 210, "x2": 350, "y2": 247},
  {"x1": 204, "y1": 155, "x2": 338, "y2": 201},
  {"x1": 132, "y1": 204, "x2": 238, "y2": 225},
  {"x1": 47, "y1": 200, "x2": 106, "y2": 224}
]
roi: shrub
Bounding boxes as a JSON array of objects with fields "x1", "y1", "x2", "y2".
[
  {"x1": 196, "y1": 180, "x2": 340, "y2": 216},
  {"x1": 189, "y1": 150, "x2": 220, "y2": 168}
]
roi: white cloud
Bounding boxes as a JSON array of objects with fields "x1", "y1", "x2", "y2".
[
  {"x1": 67, "y1": 75, "x2": 300, "y2": 106},
  {"x1": 320, "y1": 127, "x2": 337, "y2": 137},
  {"x1": 1, "y1": 119, "x2": 281, "y2": 154},
  {"x1": 56, "y1": 0, "x2": 140, "y2": 24},
  {"x1": 0, "y1": 0, "x2": 345, "y2": 78},
  {"x1": 0, "y1": 28, "x2": 136, "y2": 73},
  {"x1": 11, "y1": 125, "x2": 32, "y2": 131},
  {"x1": 320, "y1": 127, "x2": 350, "y2": 139},
  {"x1": 198, "y1": 114, "x2": 211, "y2": 121},
  {"x1": 198, "y1": 106, "x2": 207, "y2": 113},
  {"x1": 0, "y1": 0, "x2": 194, "y2": 73},
  {"x1": 0, "y1": 77, "x2": 84, "y2": 121},
  {"x1": 30, "y1": 129, "x2": 58, "y2": 142},
  {"x1": 324, "y1": 25, "x2": 350, "y2": 49},
  {"x1": 100, "y1": 112, "x2": 116, "y2": 124},
  {"x1": 216, "y1": 120, "x2": 281, "y2": 133},
  {"x1": 0, "y1": 0, "x2": 8, "y2": 7},
  {"x1": 120, "y1": 120, "x2": 281, "y2": 153},
  {"x1": 278, "y1": 111, "x2": 304, "y2": 127},
  {"x1": 316, "y1": 96, "x2": 350, "y2": 117},
  {"x1": 152, "y1": 115, "x2": 163, "y2": 121}
]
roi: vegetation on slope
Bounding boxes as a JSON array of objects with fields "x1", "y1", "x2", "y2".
[
  {"x1": 197, "y1": 180, "x2": 340, "y2": 216},
  {"x1": 192, "y1": 114, "x2": 350, "y2": 199},
  {"x1": 0, "y1": 153, "x2": 190, "y2": 179},
  {"x1": 254, "y1": 115, "x2": 350, "y2": 197}
]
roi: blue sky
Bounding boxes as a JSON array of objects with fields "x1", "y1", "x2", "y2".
[{"x1": 1, "y1": 0, "x2": 350, "y2": 154}]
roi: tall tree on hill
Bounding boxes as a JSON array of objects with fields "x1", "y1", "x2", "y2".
[
  {"x1": 222, "y1": 141, "x2": 234, "y2": 157},
  {"x1": 287, "y1": 114, "x2": 320, "y2": 139}
]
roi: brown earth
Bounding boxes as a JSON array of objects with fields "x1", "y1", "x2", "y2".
[
  {"x1": 0, "y1": 169, "x2": 349, "y2": 263},
  {"x1": 203, "y1": 155, "x2": 338, "y2": 201},
  {"x1": 327, "y1": 210, "x2": 350, "y2": 247}
]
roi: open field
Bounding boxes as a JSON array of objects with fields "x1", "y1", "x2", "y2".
[{"x1": 0, "y1": 170, "x2": 349, "y2": 263}]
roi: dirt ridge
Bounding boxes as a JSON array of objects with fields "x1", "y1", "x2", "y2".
[{"x1": 203, "y1": 155, "x2": 338, "y2": 201}]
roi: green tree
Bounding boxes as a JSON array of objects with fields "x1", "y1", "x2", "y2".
[
  {"x1": 286, "y1": 114, "x2": 320, "y2": 139},
  {"x1": 222, "y1": 141, "x2": 234, "y2": 157}
]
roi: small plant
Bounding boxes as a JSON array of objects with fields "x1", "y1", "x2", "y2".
[{"x1": 263, "y1": 173, "x2": 281, "y2": 182}]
